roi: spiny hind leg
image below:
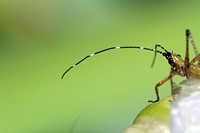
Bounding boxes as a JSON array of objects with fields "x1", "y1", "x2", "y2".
[{"x1": 188, "y1": 30, "x2": 200, "y2": 64}]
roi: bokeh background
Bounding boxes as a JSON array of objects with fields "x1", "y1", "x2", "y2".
[{"x1": 1, "y1": 0, "x2": 200, "y2": 133}]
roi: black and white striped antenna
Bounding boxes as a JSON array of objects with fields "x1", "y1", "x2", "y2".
[{"x1": 61, "y1": 45, "x2": 167, "y2": 79}]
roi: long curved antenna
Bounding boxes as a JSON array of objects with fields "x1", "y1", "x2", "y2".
[
  {"x1": 151, "y1": 44, "x2": 169, "y2": 68},
  {"x1": 61, "y1": 46, "x2": 164, "y2": 79}
]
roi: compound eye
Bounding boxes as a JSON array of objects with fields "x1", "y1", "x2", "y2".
[{"x1": 177, "y1": 54, "x2": 181, "y2": 57}]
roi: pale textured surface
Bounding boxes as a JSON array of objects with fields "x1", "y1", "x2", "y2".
[
  {"x1": 124, "y1": 96, "x2": 172, "y2": 133},
  {"x1": 124, "y1": 78, "x2": 200, "y2": 133},
  {"x1": 171, "y1": 78, "x2": 200, "y2": 133}
]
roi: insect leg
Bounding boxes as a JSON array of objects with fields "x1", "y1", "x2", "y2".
[
  {"x1": 188, "y1": 30, "x2": 200, "y2": 64},
  {"x1": 185, "y1": 29, "x2": 190, "y2": 78},
  {"x1": 190, "y1": 54, "x2": 200, "y2": 64},
  {"x1": 170, "y1": 76, "x2": 175, "y2": 100},
  {"x1": 148, "y1": 72, "x2": 176, "y2": 103}
]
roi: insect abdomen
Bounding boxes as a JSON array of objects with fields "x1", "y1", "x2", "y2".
[{"x1": 189, "y1": 64, "x2": 200, "y2": 79}]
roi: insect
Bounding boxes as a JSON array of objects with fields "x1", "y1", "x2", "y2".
[{"x1": 62, "y1": 29, "x2": 199, "y2": 103}]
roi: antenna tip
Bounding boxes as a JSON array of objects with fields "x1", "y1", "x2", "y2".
[
  {"x1": 186, "y1": 29, "x2": 190, "y2": 36},
  {"x1": 61, "y1": 73, "x2": 65, "y2": 79}
]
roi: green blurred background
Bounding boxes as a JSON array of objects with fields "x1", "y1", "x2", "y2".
[{"x1": 1, "y1": 0, "x2": 200, "y2": 133}]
